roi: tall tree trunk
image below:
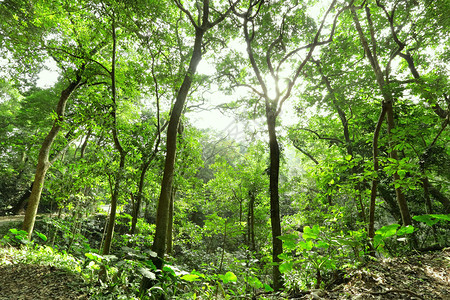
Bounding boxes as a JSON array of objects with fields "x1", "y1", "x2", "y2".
[
  {"x1": 130, "y1": 122, "x2": 165, "y2": 234},
  {"x1": 267, "y1": 111, "x2": 283, "y2": 291},
  {"x1": 22, "y1": 78, "x2": 82, "y2": 238},
  {"x1": 150, "y1": 27, "x2": 204, "y2": 269},
  {"x1": 140, "y1": 28, "x2": 205, "y2": 295},
  {"x1": 369, "y1": 105, "x2": 387, "y2": 238},
  {"x1": 102, "y1": 17, "x2": 126, "y2": 255},
  {"x1": 422, "y1": 176, "x2": 433, "y2": 214}
]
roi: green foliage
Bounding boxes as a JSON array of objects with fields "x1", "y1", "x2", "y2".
[
  {"x1": 278, "y1": 225, "x2": 366, "y2": 290},
  {"x1": 413, "y1": 214, "x2": 450, "y2": 226},
  {"x1": 1, "y1": 228, "x2": 30, "y2": 246},
  {"x1": 373, "y1": 224, "x2": 415, "y2": 255}
]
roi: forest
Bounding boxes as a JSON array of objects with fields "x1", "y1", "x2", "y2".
[{"x1": 0, "y1": 0, "x2": 449, "y2": 299}]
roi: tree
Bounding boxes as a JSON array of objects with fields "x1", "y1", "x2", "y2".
[
  {"x1": 0, "y1": 0, "x2": 115, "y2": 238},
  {"x1": 221, "y1": 0, "x2": 351, "y2": 289},
  {"x1": 149, "y1": 0, "x2": 238, "y2": 271}
]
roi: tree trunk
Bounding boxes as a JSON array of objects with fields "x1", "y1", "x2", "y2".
[
  {"x1": 22, "y1": 78, "x2": 81, "y2": 238},
  {"x1": 422, "y1": 176, "x2": 433, "y2": 214},
  {"x1": 385, "y1": 100, "x2": 412, "y2": 226},
  {"x1": 102, "y1": 18, "x2": 126, "y2": 255},
  {"x1": 131, "y1": 161, "x2": 150, "y2": 235},
  {"x1": 369, "y1": 105, "x2": 387, "y2": 238},
  {"x1": 166, "y1": 187, "x2": 175, "y2": 255},
  {"x1": 150, "y1": 26, "x2": 204, "y2": 268},
  {"x1": 102, "y1": 153, "x2": 125, "y2": 255},
  {"x1": 248, "y1": 190, "x2": 256, "y2": 252},
  {"x1": 266, "y1": 110, "x2": 283, "y2": 291}
]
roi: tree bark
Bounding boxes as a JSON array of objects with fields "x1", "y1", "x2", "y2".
[
  {"x1": 248, "y1": 190, "x2": 256, "y2": 252},
  {"x1": 139, "y1": 25, "x2": 206, "y2": 294},
  {"x1": 130, "y1": 161, "x2": 150, "y2": 235},
  {"x1": 368, "y1": 105, "x2": 387, "y2": 238},
  {"x1": 267, "y1": 110, "x2": 283, "y2": 291},
  {"x1": 166, "y1": 187, "x2": 175, "y2": 255},
  {"x1": 22, "y1": 78, "x2": 82, "y2": 238},
  {"x1": 150, "y1": 27, "x2": 204, "y2": 270}
]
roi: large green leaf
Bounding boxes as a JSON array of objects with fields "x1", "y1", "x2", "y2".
[
  {"x1": 375, "y1": 224, "x2": 400, "y2": 238},
  {"x1": 181, "y1": 274, "x2": 201, "y2": 282},
  {"x1": 219, "y1": 271, "x2": 237, "y2": 284}
]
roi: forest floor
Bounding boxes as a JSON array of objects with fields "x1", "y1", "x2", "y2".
[
  {"x1": 0, "y1": 247, "x2": 448, "y2": 299},
  {"x1": 290, "y1": 248, "x2": 450, "y2": 300},
  {"x1": 0, "y1": 216, "x2": 448, "y2": 299}
]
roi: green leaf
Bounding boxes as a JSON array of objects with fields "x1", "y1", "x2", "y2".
[
  {"x1": 220, "y1": 271, "x2": 237, "y2": 284},
  {"x1": 375, "y1": 223, "x2": 400, "y2": 237},
  {"x1": 264, "y1": 284, "x2": 274, "y2": 292},
  {"x1": 345, "y1": 154, "x2": 352, "y2": 161},
  {"x1": 138, "y1": 267, "x2": 156, "y2": 280},
  {"x1": 316, "y1": 240, "x2": 330, "y2": 249},
  {"x1": 303, "y1": 225, "x2": 319, "y2": 240},
  {"x1": 396, "y1": 225, "x2": 415, "y2": 236},
  {"x1": 429, "y1": 214, "x2": 450, "y2": 221},
  {"x1": 412, "y1": 215, "x2": 439, "y2": 226},
  {"x1": 278, "y1": 233, "x2": 297, "y2": 250},
  {"x1": 85, "y1": 252, "x2": 103, "y2": 262},
  {"x1": 298, "y1": 240, "x2": 314, "y2": 251},
  {"x1": 181, "y1": 274, "x2": 201, "y2": 282},
  {"x1": 35, "y1": 231, "x2": 47, "y2": 242},
  {"x1": 279, "y1": 261, "x2": 294, "y2": 273},
  {"x1": 248, "y1": 276, "x2": 263, "y2": 289},
  {"x1": 397, "y1": 169, "x2": 406, "y2": 179}
]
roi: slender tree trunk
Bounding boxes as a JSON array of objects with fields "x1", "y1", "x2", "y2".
[
  {"x1": 149, "y1": 27, "x2": 204, "y2": 271},
  {"x1": 131, "y1": 161, "x2": 150, "y2": 235},
  {"x1": 80, "y1": 130, "x2": 91, "y2": 159},
  {"x1": 140, "y1": 27, "x2": 204, "y2": 293},
  {"x1": 102, "y1": 154, "x2": 125, "y2": 255},
  {"x1": 248, "y1": 191, "x2": 256, "y2": 252},
  {"x1": 130, "y1": 124, "x2": 165, "y2": 234},
  {"x1": 369, "y1": 105, "x2": 387, "y2": 238},
  {"x1": 422, "y1": 176, "x2": 433, "y2": 214},
  {"x1": 266, "y1": 111, "x2": 283, "y2": 291},
  {"x1": 102, "y1": 17, "x2": 126, "y2": 255},
  {"x1": 22, "y1": 78, "x2": 81, "y2": 238}
]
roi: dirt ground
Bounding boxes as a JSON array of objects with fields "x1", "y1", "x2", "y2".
[
  {"x1": 289, "y1": 248, "x2": 450, "y2": 300},
  {"x1": 0, "y1": 263, "x2": 89, "y2": 300}
]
